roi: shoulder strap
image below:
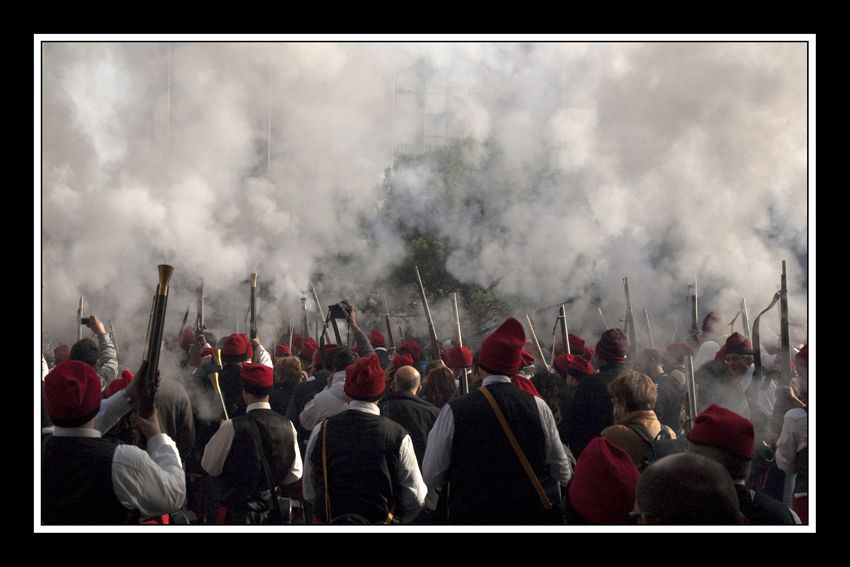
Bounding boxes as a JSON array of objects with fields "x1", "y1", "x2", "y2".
[
  {"x1": 479, "y1": 386, "x2": 553, "y2": 510},
  {"x1": 244, "y1": 413, "x2": 276, "y2": 497},
  {"x1": 624, "y1": 422, "x2": 655, "y2": 445},
  {"x1": 321, "y1": 418, "x2": 332, "y2": 522}
]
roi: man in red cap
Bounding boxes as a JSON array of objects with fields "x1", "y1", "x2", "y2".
[
  {"x1": 422, "y1": 317, "x2": 571, "y2": 524},
  {"x1": 563, "y1": 328, "x2": 629, "y2": 458},
  {"x1": 565, "y1": 437, "x2": 640, "y2": 524},
  {"x1": 303, "y1": 354, "x2": 427, "y2": 523},
  {"x1": 201, "y1": 363, "x2": 302, "y2": 524},
  {"x1": 637, "y1": 348, "x2": 686, "y2": 435},
  {"x1": 694, "y1": 331, "x2": 754, "y2": 419},
  {"x1": 41, "y1": 360, "x2": 185, "y2": 524},
  {"x1": 370, "y1": 328, "x2": 391, "y2": 369},
  {"x1": 688, "y1": 405, "x2": 798, "y2": 524},
  {"x1": 553, "y1": 352, "x2": 595, "y2": 430}
]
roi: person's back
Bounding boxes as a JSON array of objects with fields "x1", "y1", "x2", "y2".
[
  {"x1": 447, "y1": 381, "x2": 552, "y2": 524},
  {"x1": 379, "y1": 365, "x2": 440, "y2": 467}
]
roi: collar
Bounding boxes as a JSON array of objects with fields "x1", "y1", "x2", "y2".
[
  {"x1": 51, "y1": 426, "x2": 101, "y2": 438},
  {"x1": 247, "y1": 401, "x2": 272, "y2": 412},
  {"x1": 482, "y1": 375, "x2": 511, "y2": 386},
  {"x1": 348, "y1": 400, "x2": 380, "y2": 415}
]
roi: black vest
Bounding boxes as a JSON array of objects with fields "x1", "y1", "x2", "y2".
[
  {"x1": 42, "y1": 436, "x2": 130, "y2": 525},
  {"x1": 310, "y1": 410, "x2": 407, "y2": 523},
  {"x1": 380, "y1": 391, "x2": 440, "y2": 467},
  {"x1": 221, "y1": 409, "x2": 297, "y2": 504},
  {"x1": 447, "y1": 382, "x2": 550, "y2": 524}
]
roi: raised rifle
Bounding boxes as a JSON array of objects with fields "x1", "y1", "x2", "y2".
[
  {"x1": 642, "y1": 308, "x2": 656, "y2": 350},
  {"x1": 452, "y1": 292, "x2": 469, "y2": 394},
  {"x1": 683, "y1": 353, "x2": 698, "y2": 433},
  {"x1": 740, "y1": 297, "x2": 751, "y2": 341},
  {"x1": 415, "y1": 266, "x2": 441, "y2": 361},
  {"x1": 249, "y1": 272, "x2": 258, "y2": 340},
  {"x1": 746, "y1": 288, "x2": 781, "y2": 406},
  {"x1": 138, "y1": 264, "x2": 174, "y2": 419},
  {"x1": 179, "y1": 303, "x2": 190, "y2": 344},
  {"x1": 778, "y1": 261, "x2": 793, "y2": 387},
  {"x1": 311, "y1": 287, "x2": 330, "y2": 341},
  {"x1": 383, "y1": 295, "x2": 396, "y2": 354},
  {"x1": 525, "y1": 313, "x2": 550, "y2": 372},
  {"x1": 77, "y1": 296, "x2": 84, "y2": 341},
  {"x1": 109, "y1": 320, "x2": 118, "y2": 357},
  {"x1": 558, "y1": 304, "x2": 571, "y2": 356},
  {"x1": 300, "y1": 297, "x2": 310, "y2": 343},
  {"x1": 623, "y1": 277, "x2": 637, "y2": 354},
  {"x1": 195, "y1": 278, "x2": 206, "y2": 335},
  {"x1": 287, "y1": 321, "x2": 294, "y2": 352},
  {"x1": 688, "y1": 278, "x2": 700, "y2": 349}
]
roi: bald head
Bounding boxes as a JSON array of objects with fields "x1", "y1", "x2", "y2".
[
  {"x1": 636, "y1": 453, "x2": 741, "y2": 525},
  {"x1": 394, "y1": 365, "x2": 421, "y2": 393}
]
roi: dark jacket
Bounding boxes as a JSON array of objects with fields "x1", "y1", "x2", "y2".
[{"x1": 380, "y1": 391, "x2": 440, "y2": 466}]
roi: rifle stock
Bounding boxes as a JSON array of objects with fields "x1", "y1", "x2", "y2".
[
  {"x1": 623, "y1": 277, "x2": 637, "y2": 354},
  {"x1": 249, "y1": 272, "x2": 258, "y2": 340},
  {"x1": 383, "y1": 295, "x2": 396, "y2": 352},
  {"x1": 452, "y1": 292, "x2": 469, "y2": 394},
  {"x1": 77, "y1": 296, "x2": 84, "y2": 342},
  {"x1": 559, "y1": 305, "x2": 570, "y2": 356}
]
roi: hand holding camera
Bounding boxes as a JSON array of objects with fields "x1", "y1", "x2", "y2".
[{"x1": 81, "y1": 314, "x2": 106, "y2": 336}]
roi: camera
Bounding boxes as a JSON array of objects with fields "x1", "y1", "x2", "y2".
[
  {"x1": 328, "y1": 301, "x2": 352, "y2": 320},
  {"x1": 80, "y1": 317, "x2": 91, "y2": 325}
]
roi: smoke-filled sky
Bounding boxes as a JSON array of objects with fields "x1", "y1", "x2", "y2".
[{"x1": 38, "y1": 40, "x2": 810, "y2": 367}]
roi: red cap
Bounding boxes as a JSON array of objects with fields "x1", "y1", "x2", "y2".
[
  {"x1": 568, "y1": 437, "x2": 640, "y2": 524},
  {"x1": 688, "y1": 404, "x2": 754, "y2": 459},
  {"x1": 44, "y1": 360, "x2": 102, "y2": 424},
  {"x1": 179, "y1": 326, "x2": 195, "y2": 350},
  {"x1": 445, "y1": 344, "x2": 472, "y2": 369},
  {"x1": 222, "y1": 334, "x2": 249, "y2": 359},
  {"x1": 582, "y1": 346, "x2": 595, "y2": 362},
  {"x1": 53, "y1": 344, "x2": 70, "y2": 365},
  {"x1": 390, "y1": 353, "x2": 414, "y2": 375},
  {"x1": 275, "y1": 344, "x2": 292, "y2": 357},
  {"x1": 520, "y1": 349, "x2": 536, "y2": 368},
  {"x1": 370, "y1": 328, "x2": 385, "y2": 347},
  {"x1": 554, "y1": 353, "x2": 595, "y2": 377},
  {"x1": 722, "y1": 332, "x2": 754, "y2": 356},
  {"x1": 568, "y1": 333, "x2": 586, "y2": 355},
  {"x1": 666, "y1": 342, "x2": 694, "y2": 363},
  {"x1": 292, "y1": 334, "x2": 304, "y2": 351},
  {"x1": 795, "y1": 344, "x2": 808, "y2": 364},
  {"x1": 201, "y1": 346, "x2": 215, "y2": 357},
  {"x1": 596, "y1": 328, "x2": 629, "y2": 365},
  {"x1": 104, "y1": 370, "x2": 133, "y2": 399},
  {"x1": 300, "y1": 338, "x2": 318, "y2": 361},
  {"x1": 240, "y1": 362, "x2": 273, "y2": 389},
  {"x1": 344, "y1": 354, "x2": 385, "y2": 400},
  {"x1": 511, "y1": 374, "x2": 540, "y2": 397},
  {"x1": 478, "y1": 317, "x2": 526, "y2": 376},
  {"x1": 238, "y1": 334, "x2": 254, "y2": 361},
  {"x1": 399, "y1": 340, "x2": 422, "y2": 363}
]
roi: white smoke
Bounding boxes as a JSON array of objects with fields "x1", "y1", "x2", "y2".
[{"x1": 39, "y1": 41, "x2": 809, "y2": 366}]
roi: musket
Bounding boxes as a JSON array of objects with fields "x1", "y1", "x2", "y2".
[
  {"x1": 77, "y1": 296, "x2": 84, "y2": 341},
  {"x1": 212, "y1": 348, "x2": 228, "y2": 421},
  {"x1": 688, "y1": 279, "x2": 700, "y2": 348},
  {"x1": 415, "y1": 266, "x2": 441, "y2": 361},
  {"x1": 740, "y1": 297, "x2": 751, "y2": 341},
  {"x1": 452, "y1": 292, "x2": 469, "y2": 394},
  {"x1": 597, "y1": 306, "x2": 609, "y2": 330},
  {"x1": 109, "y1": 320, "x2": 118, "y2": 357},
  {"x1": 311, "y1": 287, "x2": 330, "y2": 341},
  {"x1": 525, "y1": 313, "x2": 550, "y2": 372},
  {"x1": 195, "y1": 278, "x2": 205, "y2": 335},
  {"x1": 300, "y1": 297, "x2": 310, "y2": 342},
  {"x1": 244, "y1": 304, "x2": 250, "y2": 338},
  {"x1": 778, "y1": 261, "x2": 793, "y2": 387},
  {"x1": 383, "y1": 295, "x2": 396, "y2": 353},
  {"x1": 558, "y1": 305, "x2": 571, "y2": 356},
  {"x1": 747, "y1": 290, "x2": 781, "y2": 403},
  {"x1": 139, "y1": 264, "x2": 174, "y2": 419},
  {"x1": 642, "y1": 308, "x2": 656, "y2": 350},
  {"x1": 623, "y1": 277, "x2": 637, "y2": 354},
  {"x1": 287, "y1": 321, "x2": 294, "y2": 351},
  {"x1": 683, "y1": 353, "x2": 698, "y2": 434},
  {"x1": 249, "y1": 272, "x2": 258, "y2": 340},
  {"x1": 179, "y1": 303, "x2": 190, "y2": 343}
]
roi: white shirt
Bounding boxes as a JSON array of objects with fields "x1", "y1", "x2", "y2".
[
  {"x1": 302, "y1": 400, "x2": 427, "y2": 523},
  {"x1": 47, "y1": 426, "x2": 186, "y2": 518},
  {"x1": 776, "y1": 407, "x2": 807, "y2": 477},
  {"x1": 299, "y1": 370, "x2": 348, "y2": 432},
  {"x1": 201, "y1": 401, "x2": 303, "y2": 484},
  {"x1": 421, "y1": 375, "x2": 573, "y2": 491}
]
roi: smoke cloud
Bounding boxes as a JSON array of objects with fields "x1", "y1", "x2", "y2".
[{"x1": 39, "y1": 41, "x2": 808, "y2": 367}]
